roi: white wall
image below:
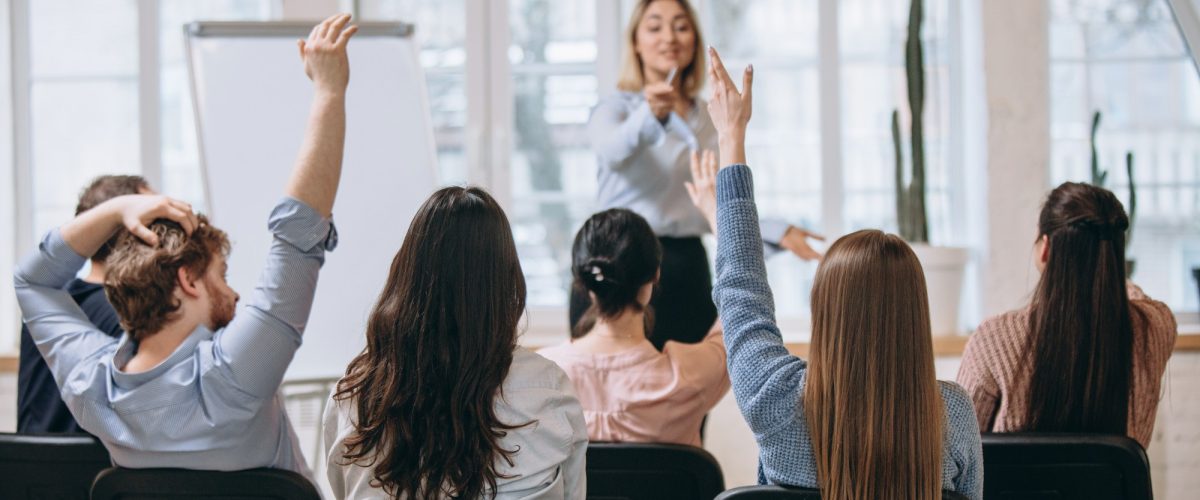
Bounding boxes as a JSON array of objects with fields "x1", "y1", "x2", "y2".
[{"x1": 980, "y1": 0, "x2": 1050, "y2": 317}]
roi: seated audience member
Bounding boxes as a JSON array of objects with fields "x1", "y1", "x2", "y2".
[
  {"x1": 18, "y1": 175, "x2": 151, "y2": 434},
  {"x1": 324, "y1": 186, "x2": 588, "y2": 500},
  {"x1": 957, "y1": 182, "x2": 1177, "y2": 448},
  {"x1": 700, "y1": 48, "x2": 983, "y2": 500},
  {"x1": 13, "y1": 14, "x2": 358, "y2": 479},
  {"x1": 539, "y1": 207, "x2": 730, "y2": 447}
]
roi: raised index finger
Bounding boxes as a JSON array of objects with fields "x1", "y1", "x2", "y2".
[{"x1": 708, "y1": 47, "x2": 736, "y2": 88}]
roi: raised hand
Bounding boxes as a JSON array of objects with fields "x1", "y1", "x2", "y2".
[
  {"x1": 706, "y1": 47, "x2": 752, "y2": 167},
  {"x1": 297, "y1": 13, "x2": 359, "y2": 93},
  {"x1": 685, "y1": 149, "x2": 719, "y2": 232}
]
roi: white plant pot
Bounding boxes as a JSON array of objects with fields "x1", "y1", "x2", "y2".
[{"x1": 910, "y1": 244, "x2": 969, "y2": 337}]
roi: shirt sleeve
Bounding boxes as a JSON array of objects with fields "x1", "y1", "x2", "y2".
[
  {"x1": 14, "y1": 229, "x2": 121, "y2": 389},
  {"x1": 588, "y1": 96, "x2": 666, "y2": 168},
  {"x1": 207, "y1": 197, "x2": 338, "y2": 400},
  {"x1": 712, "y1": 164, "x2": 808, "y2": 437}
]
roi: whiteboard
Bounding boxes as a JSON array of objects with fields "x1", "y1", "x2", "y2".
[{"x1": 187, "y1": 22, "x2": 438, "y2": 379}]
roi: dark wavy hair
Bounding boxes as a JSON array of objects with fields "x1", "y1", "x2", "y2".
[
  {"x1": 334, "y1": 186, "x2": 528, "y2": 499},
  {"x1": 570, "y1": 208, "x2": 662, "y2": 338},
  {"x1": 105, "y1": 216, "x2": 229, "y2": 342},
  {"x1": 1025, "y1": 182, "x2": 1134, "y2": 434}
]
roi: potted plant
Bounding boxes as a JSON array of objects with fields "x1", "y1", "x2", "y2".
[
  {"x1": 1087, "y1": 110, "x2": 1138, "y2": 277},
  {"x1": 891, "y1": 0, "x2": 968, "y2": 337}
]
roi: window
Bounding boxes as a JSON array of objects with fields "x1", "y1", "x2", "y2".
[
  {"x1": 1050, "y1": 0, "x2": 1200, "y2": 312},
  {"x1": 9, "y1": 0, "x2": 981, "y2": 347}
]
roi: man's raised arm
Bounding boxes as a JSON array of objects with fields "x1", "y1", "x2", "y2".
[{"x1": 285, "y1": 13, "x2": 358, "y2": 217}]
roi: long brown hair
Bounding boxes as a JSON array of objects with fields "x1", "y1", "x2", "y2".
[
  {"x1": 1025, "y1": 182, "x2": 1133, "y2": 434},
  {"x1": 616, "y1": 0, "x2": 706, "y2": 98},
  {"x1": 334, "y1": 187, "x2": 528, "y2": 499},
  {"x1": 804, "y1": 230, "x2": 943, "y2": 500}
]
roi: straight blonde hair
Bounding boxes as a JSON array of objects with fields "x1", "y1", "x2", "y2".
[
  {"x1": 616, "y1": 0, "x2": 705, "y2": 98},
  {"x1": 804, "y1": 230, "x2": 943, "y2": 500}
]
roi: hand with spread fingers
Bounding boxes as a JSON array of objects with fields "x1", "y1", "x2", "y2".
[
  {"x1": 705, "y1": 47, "x2": 752, "y2": 167},
  {"x1": 297, "y1": 13, "x2": 359, "y2": 93},
  {"x1": 685, "y1": 149, "x2": 719, "y2": 234}
]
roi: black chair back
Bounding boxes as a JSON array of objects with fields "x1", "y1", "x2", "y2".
[
  {"x1": 982, "y1": 433, "x2": 1152, "y2": 500},
  {"x1": 586, "y1": 442, "x2": 725, "y2": 500},
  {"x1": 0, "y1": 432, "x2": 112, "y2": 500},
  {"x1": 90, "y1": 467, "x2": 321, "y2": 500},
  {"x1": 715, "y1": 485, "x2": 969, "y2": 499}
]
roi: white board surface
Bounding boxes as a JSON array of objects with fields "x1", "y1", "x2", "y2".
[{"x1": 187, "y1": 23, "x2": 438, "y2": 380}]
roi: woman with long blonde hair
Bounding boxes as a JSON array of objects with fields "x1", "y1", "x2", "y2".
[
  {"x1": 581, "y1": 0, "x2": 820, "y2": 350},
  {"x1": 692, "y1": 48, "x2": 983, "y2": 499}
]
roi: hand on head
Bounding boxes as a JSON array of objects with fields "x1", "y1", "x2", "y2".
[
  {"x1": 706, "y1": 47, "x2": 752, "y2": 166},
  {"x1": 685, "y1": 149, "x2": 719, "y2": 231},
  {"x1": 297, "y1": 13, "x2": 359, "y2": 93},
  {"x1": 113, "y1": 194, "x2": 199, "y2": 247}
]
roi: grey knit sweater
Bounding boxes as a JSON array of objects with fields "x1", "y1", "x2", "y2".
[{"x1": 712, "y1": 164, "x2": 984, "y2": 499}]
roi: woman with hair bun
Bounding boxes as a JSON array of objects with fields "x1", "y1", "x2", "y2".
[{"x1": 540, "y1": 208, "x2": 729, "y2": 446}]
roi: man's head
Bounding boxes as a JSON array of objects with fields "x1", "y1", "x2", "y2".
[
  {"x1": 104, "y1": 216, "x2": 238, "y2": 341},
  {"x1": 76, "y1": 175, "x2": 153, "y2": 263}
]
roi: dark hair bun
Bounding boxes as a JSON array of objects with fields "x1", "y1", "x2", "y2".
[{"x1": 571, "y1": 209, "x2": 662, "y2": 321}]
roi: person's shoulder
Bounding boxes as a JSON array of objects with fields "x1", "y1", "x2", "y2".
[
  {"x1": 596, "y1": 91, "x2": 643, "y2": 109},
  {"x1": 970, "y1": 308, "x2": 1029, "y2": 349},
  {"x1": 937, "y1": 380, "x2": 981, "y2": 431},
  {"x1": 507, "y1": 347, "x2": 573, "y2": 392}
]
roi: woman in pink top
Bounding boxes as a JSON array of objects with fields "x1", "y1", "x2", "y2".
[{"x1": 540, "y1": 207, "x2": 730, "y2": 447}]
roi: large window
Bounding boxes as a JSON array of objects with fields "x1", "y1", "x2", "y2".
[
  {"x1": 1051, "y1": 0, "x2": 1200, "y2": 312},
  {"x1": 9, "y1": 0, "x2": 979, "y2": 348}
]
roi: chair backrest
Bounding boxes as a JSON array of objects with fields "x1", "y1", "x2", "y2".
[
  {"x1": 715, "y1": 485, "x2": 970, "y2": 499},
  {"x1": 586, "y1": 442, "x2": 725, "y2": 500},
  {"x1": 981, "y1": 433, "x2": 1152, "y2": 500},
  {"x1": 0, "y1": 432, "x2": 112, "y2": 500},
  {"x1": 90, "y1": 467, "x2": 321, "y2": 500}
]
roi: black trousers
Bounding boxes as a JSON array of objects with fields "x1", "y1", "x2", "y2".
[{"x1": 570, "y1": 236, "x2": 718, "y2": 350}]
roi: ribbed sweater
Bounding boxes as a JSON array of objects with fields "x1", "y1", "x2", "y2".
[
  {"x1": 956, "y1": 283, "x2": 1177, "y2": 448},
  {"x1": 713, "y1": 164, "x2": 984, "y2": 499}
]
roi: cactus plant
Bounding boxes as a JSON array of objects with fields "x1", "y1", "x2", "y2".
[
  {"x1": 1088, "y1": 110, "x2": 1138, "y2": 249},
  {"x1": 893, "y1": 0, "x2": 929, "y2": 243}
]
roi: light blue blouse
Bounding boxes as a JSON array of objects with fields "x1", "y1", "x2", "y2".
[{"x1": 588, "y1": 91, "x2": 790, "y2": 244}]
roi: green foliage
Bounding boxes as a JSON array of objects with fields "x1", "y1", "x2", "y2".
[{"x1": 1088, "y1": 110, "x2": 1138, "y2": 249}]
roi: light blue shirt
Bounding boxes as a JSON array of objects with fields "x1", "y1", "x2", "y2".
[
  {"x1": 13, "y1": 197, "x2": 337, "y2": 481},
  {"x1": 588, "y1": 91, "x2": 790, "y2": 244}
]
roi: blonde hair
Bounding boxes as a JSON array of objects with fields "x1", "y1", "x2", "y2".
[
  {"x1": 804, "y1": 230, "x2": 944, "y2": 500},
  {"x1": 617, "y1": 0, "x2": 705, "y2": 98}
]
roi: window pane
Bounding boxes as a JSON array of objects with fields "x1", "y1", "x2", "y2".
[
  {"x1": 31, "y1": 81, "x2": 140, "y2": 237},
  {"x1": 701, "y1": 0, "x2": 822, "y2": 317},
  {"x1": 509, "y1": 0, "x2": 598, "y2": 307},
  {"x1": 363, "y1": 0, "x2": 468, "y2": 186},
  {"x1": 30, "y1": 0, "x2": 138, "y2": 78},
  {"x1": 1051, "y1": 0, "x2": 1200, "y2": 312}
]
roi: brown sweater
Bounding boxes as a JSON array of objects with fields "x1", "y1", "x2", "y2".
[{"x1": 956, "y1": 283, "x2": 1177, "y2": 448}]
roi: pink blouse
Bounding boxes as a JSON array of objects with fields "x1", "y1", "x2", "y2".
[{"x1": 538, "y1": 329, "x2": 730, "y2": 447}]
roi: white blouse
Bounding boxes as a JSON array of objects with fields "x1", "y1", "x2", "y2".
[{"x1": 322, "y1": 347, "x2": 589, "y2": 499}]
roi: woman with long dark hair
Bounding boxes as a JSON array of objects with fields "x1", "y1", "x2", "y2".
[
  {"x1": 699, "y1": 48, "x2": 982, "y2": 500},
  {"x1": 957, "y1": 182, "x2": 1177, "y2": 447},
  {"x1": 323, "y1": 187, "x2": 588, "y2": 499},
  {"x1": 539, "y1": 207, "x2": 729, "y2": 446}
]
